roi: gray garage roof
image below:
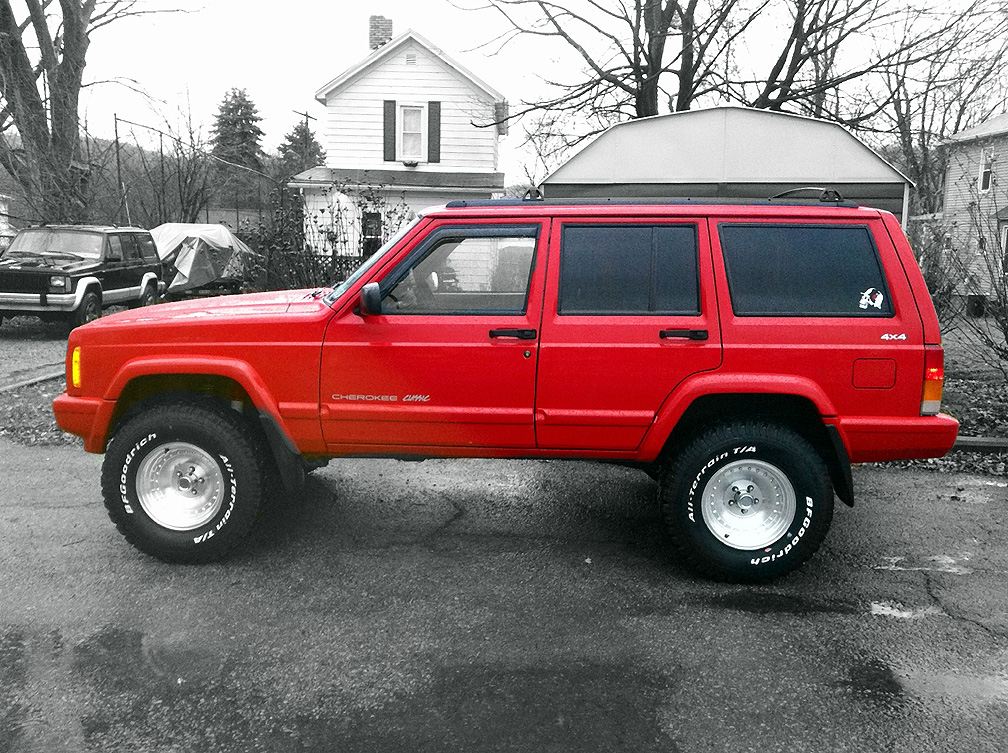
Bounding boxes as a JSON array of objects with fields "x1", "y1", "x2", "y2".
[{"x1": 541, "y1": 106, "x2": 911, "y2": 219}]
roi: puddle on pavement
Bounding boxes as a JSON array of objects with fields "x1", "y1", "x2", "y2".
[
  {"x1": 841, "y1": 658, "x2": 905, "y2": 703},
  {"x1": 329, "y1": 661, "x2": 676, "y2": 752},
  {"x1": 686, "y1": 590, "x2": 859, "y2": 616},
  {"x1": 902, "y1": 671, "x2": 1008, "y2": 705},
  {"x1": 842, "y1": 657, "x2": 1008, "y2": 710},
  {"x1": 4, "y1": 624, "x2": 678, "y2": 751}
]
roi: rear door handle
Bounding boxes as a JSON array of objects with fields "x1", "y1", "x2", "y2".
[
  {"x1": 659, "y1": 329, "x2": 709, "y2": 341},
  {"x1": 489, "y1": 328, "x2": 537, "y2": 340}
]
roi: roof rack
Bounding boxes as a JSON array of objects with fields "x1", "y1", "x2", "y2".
[{"x1": 445, "y1": 193, "x2": 859, "y2": 209}]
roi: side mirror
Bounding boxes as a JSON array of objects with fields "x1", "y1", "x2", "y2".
[{"x1": 358, "y1": 282, "x2": 382, "y2": 316}]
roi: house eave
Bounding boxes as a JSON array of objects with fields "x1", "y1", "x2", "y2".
[{"x1": 288, "y1": 168, "x2": 504, "y2": 192}]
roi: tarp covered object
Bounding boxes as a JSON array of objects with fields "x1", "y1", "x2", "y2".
[{"x1": 151, "y1": 223, "x2": 255, "y2": 293}]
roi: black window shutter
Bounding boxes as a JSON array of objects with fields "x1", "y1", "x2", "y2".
[
  {"x1": 383, "y1": 100, "x2": 396, "y2": 161},
  {"x1": 428, "y1": 101, "x2": 441, "y2": 163}
]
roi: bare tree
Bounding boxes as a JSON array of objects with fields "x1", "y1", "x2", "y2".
[
  {"x1": 465, "y1": 0, "x2": 764, "y2": 155},
  {"x1": 465, "y1": 0, "x2": 998, "y2": 166},
  {"x1": 868, "y1": 2, "x2": 1008, "y2": 217},
  {"x1": 0, "y1": 1, "x2": 165, "y2": 222}
]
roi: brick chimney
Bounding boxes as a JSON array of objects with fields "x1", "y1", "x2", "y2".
[{"x1": 369, "y1": 16, "x2": 393, "y2": 50}]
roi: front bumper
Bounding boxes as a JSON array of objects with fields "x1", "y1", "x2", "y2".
[
  {"x1": 839, "y1": 413, "x2": 960, "y2": 463},
  {"x1": 52, "y1": 392, "x2": 115, "y2": 453},
  {"x1": 0, "y1": 291, "x2": 78, "y2": 313}
]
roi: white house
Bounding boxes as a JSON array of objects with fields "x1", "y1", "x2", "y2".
[
  {"x1": 290, "y1": 17, "x2": 507, "y2": 257},
  {"x1": 940, "y1": 113, "x2": 1008, "y2": 298}
]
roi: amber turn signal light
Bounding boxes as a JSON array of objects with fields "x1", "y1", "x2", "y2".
[{"x1": 71, "y1": 346, "x2": 81, "y2": 388}]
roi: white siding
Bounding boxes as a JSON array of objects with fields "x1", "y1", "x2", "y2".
[
  {"x1": 942, "y1": 135, "x2": 1008, "y2": 296},
  {"x1": 323, "y1": 39, "x2": 499, "y2": 173}
]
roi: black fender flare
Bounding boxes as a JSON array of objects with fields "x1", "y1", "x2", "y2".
[{"x1": 825, "y1": 424, "x2": 855, "y2": 507}]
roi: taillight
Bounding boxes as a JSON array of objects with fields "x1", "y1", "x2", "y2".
[{"x1": 921, "y1": 345, "x2": 944, "y2": 416}]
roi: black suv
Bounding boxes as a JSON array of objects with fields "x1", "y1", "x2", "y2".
[{"x1": 0, "y1": 226, "x2": 164, "y2": 331}]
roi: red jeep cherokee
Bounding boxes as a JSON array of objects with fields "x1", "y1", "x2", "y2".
[{"x1": 53, "y1": 200, "x2": 959, "y2": 581}]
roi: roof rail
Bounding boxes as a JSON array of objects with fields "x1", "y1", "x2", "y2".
[
  {"x1": 770, "y1": 186, "x2": 846, "y2": 203},
  {"x1": 444, "y1": 195, "x2": 860, "y2": 209}
]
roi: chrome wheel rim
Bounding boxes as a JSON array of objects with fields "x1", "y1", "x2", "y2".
[
  {"x1": 700, "y1": 459, "x2": 796, "y2": 550},
  {"x1": 135, "y1": 442, "x2": 224, "y2": 531}
]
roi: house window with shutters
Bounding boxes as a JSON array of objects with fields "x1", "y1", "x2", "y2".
[
  {"x1": 400, "y1": 105, "x2": 424, "y2": 161},
  {"x1": 384, "y1": 100, "x2": 441, "y2": 164}
]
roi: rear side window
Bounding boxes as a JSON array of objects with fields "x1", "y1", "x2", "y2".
[
  {"x1": 119, "y1": 234, "x2": 140, "y2": 261},
  {"x1": 719, "y1": 224, "x2": 893, "y2": 317},
  {"x1": 137, "y1": 234, "x2": 159, "y2": 261},
  {"x1": 559, "y1": 224, "x2": 700, "y2": 315}
]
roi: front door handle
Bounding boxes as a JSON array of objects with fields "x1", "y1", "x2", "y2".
[
  {"x1": 659, "y1": 329, "x2": 709, "y2": 341},
  {"x1": 489, "y1": 328, "x2": 537, "y2": 340}
]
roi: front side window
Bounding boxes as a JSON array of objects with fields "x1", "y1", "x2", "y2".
[
  {"x1": 384, "y1": 227, "x2": 538, "y2": 314},
  {"x1": 558, "y1": 224, "x2": 700, "y2": 315},
  {"x1": 400, "y1": 106, "x2": 424, "y2": 160},
  {"x1": 719, "y1": 224, "x2": 893, "y2": 317},
  {"x1": 106, "y1": 235, "x2": 124, "y2": 261}
]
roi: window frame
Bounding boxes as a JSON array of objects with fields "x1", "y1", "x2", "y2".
[
  {"x1": 379, "y1": 223, "x2": 541, "y2": 316},
  {"x1": 718, "y1": 221, "x2": 895, "y2": 319},
  {"x1": 556, "y1": 222, "x2": 702, "y2": 317},
  {"x1": 980, "y1": 148, "x2": 994, "y2": 193},
  {"x1": 105, "y1": 234, "x2": 124, "y2": 262},
  {"x1": 398, "y1": 103, "x2": 426, "y2": 162}
]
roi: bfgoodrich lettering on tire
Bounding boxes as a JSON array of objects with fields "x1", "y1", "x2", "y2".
[
  {"x1": 100, "y1": 400, "x2": 263, "y2": 563},
  {"x1": 660, "y1": 421, "x2": 834, "y2": 582}
]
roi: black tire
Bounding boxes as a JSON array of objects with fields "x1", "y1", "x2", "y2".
[
  {"x1": 71, "y1": 289, "x2": 102, "y2": 329},
  {"x1": 133, "y1": 283, "x2": 158, "y2": 308},
  {"x1": 660, "y1": 421, "x2": 834, "y2": 582},
  {"x1": 100, "y1": 399, "x2": 264, "y2": 563}
]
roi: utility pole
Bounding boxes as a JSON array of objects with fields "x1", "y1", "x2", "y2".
[
  {"x1": 292, "y1": 109, "x2": 317, "y2": 168},
  {"x1": 114, "y1": 114, "x2": 123, "y2": 224}
]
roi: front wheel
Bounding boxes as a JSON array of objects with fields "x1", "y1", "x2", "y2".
[
  {"x1": 100, "y1": 400, "x2": 264, "y2": 563},
  {"x1": 70, "y1": 289, "x2": 101, "y2": 329},
  {"x1": 660, "y1": 422, "x2": 834, "y2": 582}
]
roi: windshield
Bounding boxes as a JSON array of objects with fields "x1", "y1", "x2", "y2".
[
  {"x1": 323, "y1": 216, "x2": 424, "y2": 305},
  {"x1": 4, "y1": 228, "x2": 104, "y2": 260}
]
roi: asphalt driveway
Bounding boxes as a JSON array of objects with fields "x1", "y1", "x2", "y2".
[{"x1": 1, "y1": 438, "x2": 1006, "y2": 752}]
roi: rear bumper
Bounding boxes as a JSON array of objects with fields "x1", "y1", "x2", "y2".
[
  {"x1": 839, "y1": 413, "x2": 960, "y2": 462},
  {"x1": 52, "y1": 392, "x2": 114, "y2": 453}
]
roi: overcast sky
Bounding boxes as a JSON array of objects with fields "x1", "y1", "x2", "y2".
[{"x1": 78, "y1": 0, "x2": 549, "y2": 181}]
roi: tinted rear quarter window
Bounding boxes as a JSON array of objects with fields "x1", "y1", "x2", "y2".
[
  {"x1": 559, "y1": 224, "x2": 699, "y2": 315},
  {"x1": 136, "y1": 234, "x2": 159, "y2": 261},
  {"x1": 719, "y1": 224, "x2": 892, "y2": 317}
]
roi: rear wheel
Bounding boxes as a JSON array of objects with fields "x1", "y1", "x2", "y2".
[
  {"x1": 660, "y1": 421, "x2": 834, "y2": 582},
  {"x1": 100, "y1": 399, "x2": 264, "y2": 563},
  {"x1": 133, "y1": 283, "x2": 158, "y2": 308}
]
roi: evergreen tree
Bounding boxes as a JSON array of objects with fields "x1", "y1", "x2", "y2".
[
  {"x1": 211, "y1": 88, "x2": 264, "y2": 170},
  {"x1": 279, "y1": 119, "x2": 325, "y2": 177}
]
